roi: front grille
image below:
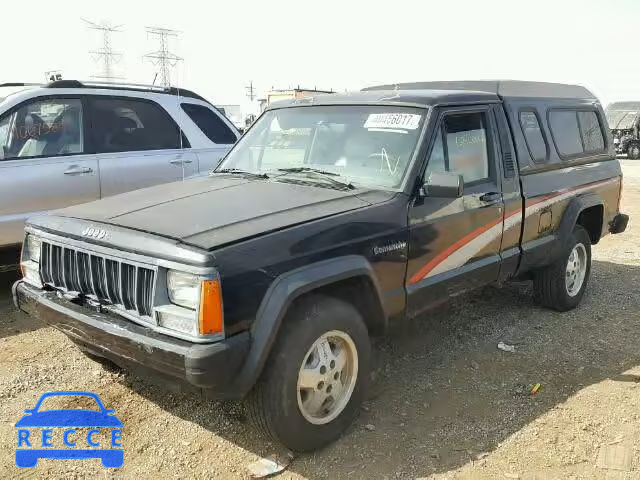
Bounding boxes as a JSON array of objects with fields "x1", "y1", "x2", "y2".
[{"x1": 40, "y1": 241, "x2": 156, "y2": 317}]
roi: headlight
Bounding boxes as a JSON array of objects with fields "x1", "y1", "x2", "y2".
[
  {"x1": 162, "y1": 270, "x2": 224, "y2": 339},
  {"x1": 24, "y1": 235, "x2": 41, "y2": 263},
  {"x1": 21, "y1": 235, "x2": 42, "y2": 288},
  {"x1": 167, "y1": 270, "x2": 200, "y2": 309}
]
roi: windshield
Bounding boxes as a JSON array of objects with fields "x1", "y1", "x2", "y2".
[
  {"x1": 607, "y1": 110, "x2": 639, "y2": 130},
  {"x1": 217, "y1": 106, "x2": 426, "y2": 190}
]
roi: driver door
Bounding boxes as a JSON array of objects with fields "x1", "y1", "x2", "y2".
[{"x1": 406, "y1": 106, "x2": 505, "y2": 316}]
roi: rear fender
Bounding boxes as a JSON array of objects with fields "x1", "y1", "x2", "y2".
[{"x1": 557, "y1": 193, "x2": 604, "y2": 248}]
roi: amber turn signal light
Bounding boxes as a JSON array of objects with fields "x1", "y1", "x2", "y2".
[{"x1": 198, "y1": 279, "x2": 224, "y2": 335}]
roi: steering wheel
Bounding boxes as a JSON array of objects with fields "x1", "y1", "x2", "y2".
[{"x1": 368, "y1": 148, "x2": 401, "y2": 174}]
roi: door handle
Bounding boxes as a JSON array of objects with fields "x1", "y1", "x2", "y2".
[
  {"x1": 479, "y1": 192, "x2": 502, "y2": 204},
  {"x1": 169, "y1": 158, "x2": 193, "y2": 165},
  {"x1": 64, "y1": 166, "x2": 93, "y2": 175}
]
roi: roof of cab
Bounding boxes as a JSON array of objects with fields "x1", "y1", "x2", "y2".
[{"x1": 265, "y1": 89, "x2": 499, "y2": 110}]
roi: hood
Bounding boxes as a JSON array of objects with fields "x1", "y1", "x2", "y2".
[{"x1": 55, "y1": 175, "x2": 373, "y2": 250}]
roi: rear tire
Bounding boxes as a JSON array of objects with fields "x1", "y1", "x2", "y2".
[
  {"x1": 533, "y1": 225, "x2": 591, "y2": 311},
  {"x1": 628, "y1": 144, "x2": 640, "y2": 160},
  {"x1": 246, "y1": 295, "x2": 370, "y2": 452}
]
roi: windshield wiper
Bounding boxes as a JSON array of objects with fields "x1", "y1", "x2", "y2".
[
  {"x1": 277, "y1": 167, "x2": 355, "y2": 190},
  {"x1": 211, "y1": 168, "x2": 269, "y2": 179}
]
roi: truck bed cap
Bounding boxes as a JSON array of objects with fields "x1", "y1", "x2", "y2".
[{"x1": 363, "y1": 80, "x2": 595, "y2": 100}]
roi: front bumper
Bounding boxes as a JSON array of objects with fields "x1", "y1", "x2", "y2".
[{"x1": 13, "y1": 281, "x2": 250, "y2": 398}]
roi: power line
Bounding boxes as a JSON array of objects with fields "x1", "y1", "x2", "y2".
[
  {"x1": 82, "y1": 19, "x2": 123, "y2": 81},
  {"x1": 144, "y1": 27, "x2": 183, "y2": 87}
]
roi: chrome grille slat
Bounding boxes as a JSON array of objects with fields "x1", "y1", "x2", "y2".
[
  {"x1": 91, "y1": 255, "x2": 108, "y2": 299},
  {"x1": 41, "y1": 243, "x2": 53, "y2": 284},
  {"x1": 121, "y1": 264, "x2": 136, "y2": 311},
  {"x1": 77, "y1": 252, "x2": 92, "y2": 293},
  {"x1": 41, "y1": 240, "x2": 155, "y2": 318},
  {"x1": 105, "y1": 259, "x2": 119, "y2": 304},
  {"x1": 86, "y1": 252, "x2": 97, "y2": 297},
  {"x1": 133, "y1": 266, "x2": 140, "y2": 314},
  {"x1": 136, "y1": 268, "x2": 154, "y2": 317},
  {"x1": 51, "y1": 245, "x2": 63, "y2": 287}
]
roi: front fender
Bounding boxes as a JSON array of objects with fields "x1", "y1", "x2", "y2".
[{"x1": 229, "y1": 255, "x2": 384, "y2": 397}]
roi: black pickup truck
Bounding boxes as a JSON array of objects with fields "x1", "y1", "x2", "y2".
[{"x1": 14, "y1": 80, "x2": 628, "y2": 451}]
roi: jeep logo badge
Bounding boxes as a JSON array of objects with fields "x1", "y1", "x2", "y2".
[{"x1": 82, "y1": 227, "x2": 108, "y2": 240}]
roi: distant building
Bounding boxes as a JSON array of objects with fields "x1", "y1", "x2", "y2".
[
  {"x1": 258, "y1": 87, "x2": 335, "y2": 111},
  {"x1": 216, "y1": 104, "x2": 243, "y2": 130}
]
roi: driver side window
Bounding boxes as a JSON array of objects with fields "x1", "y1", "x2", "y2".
[
  {"x1": 426, "y1": 112, "x2": 491, "y2": 184},
  {"x1": 0, "y1": 98, "x2": 84, "y2": 161}
]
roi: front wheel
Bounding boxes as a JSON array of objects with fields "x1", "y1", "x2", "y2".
[
  {"x1": 246, "y1": 295, "x2": 370, "y2": 452},
  {"x1": 628, "y1": 143, "x2": 640, "y2": 160},
  {"x1": 534, "y1": 225, "x2": 592, "y2": 311}
]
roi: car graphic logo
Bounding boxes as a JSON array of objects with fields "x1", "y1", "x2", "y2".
[
  {"x1": 15, "y1": 391, "x2": 123, "y2": 468},
  {"x1": 81, "y1": 227, "x2": 108, "y2": 240}
]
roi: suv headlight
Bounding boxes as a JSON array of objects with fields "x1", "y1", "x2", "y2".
[
  {"x1": 167, "y1": 270, "x2": 200, "y2": 309},
  {"x1": 160, "y1": 270, "x2": 224, "y2": 339},
  {"x1": 21, "y1": 234, "x2": 42, "y2": 288}
]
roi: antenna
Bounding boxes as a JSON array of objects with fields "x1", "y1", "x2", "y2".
[
  {"x1": 144, "y1": 27, "x2": 183, "y2": 88},
  {"x1": 245, "y1": 80, "x2": 255, "y2": 101},
  {"x1": 82, "y1": 18, "x2": 123, "y2": 81}
]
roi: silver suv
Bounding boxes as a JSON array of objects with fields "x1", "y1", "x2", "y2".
[{"x1": 0, "y1": 80, "x2": 239, "y2": 270}]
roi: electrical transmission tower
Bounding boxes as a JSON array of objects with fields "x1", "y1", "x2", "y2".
[
  {"x1": 144, "y1": 27, "x2": 183, "y2": 87},
  {"x1": 82, "y1": 19, "x2": 123, "y2": 81}
]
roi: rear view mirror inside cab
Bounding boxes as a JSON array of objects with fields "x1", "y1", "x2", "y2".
[{"x1": 422, "y1": 171, "x2": 464, "y2": 198}]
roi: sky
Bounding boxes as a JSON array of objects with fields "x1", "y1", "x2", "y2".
[{"x1": 3, "y1": 0, "x2": 640, "y2": 114}]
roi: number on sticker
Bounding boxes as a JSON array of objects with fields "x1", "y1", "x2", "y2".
[{"x1": 364, "y1": 113, "x2": 422, "y2": 130}]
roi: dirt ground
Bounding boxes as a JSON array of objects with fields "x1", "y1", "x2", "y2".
[{"x1": 1, "y1": 161, "x2": 639, "y2": 480}]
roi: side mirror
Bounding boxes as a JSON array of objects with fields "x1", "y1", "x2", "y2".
[{"x1": 422, "y1": 171, "x2": 464, "y2": 198}]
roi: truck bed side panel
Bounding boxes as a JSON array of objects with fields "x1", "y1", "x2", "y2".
[{"x1": 518, "y1": 160, "x2": 622, "y2": 273}]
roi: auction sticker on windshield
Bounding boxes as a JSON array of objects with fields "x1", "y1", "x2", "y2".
[
  {"x1": 15, "y1": 391, "x2": 123, "y2": 468},
  {"x1": 364, "y1": 113, "x2": 422, "y2": 130}
]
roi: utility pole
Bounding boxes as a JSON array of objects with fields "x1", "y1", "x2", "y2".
[
  {"x1": 144, "y1": 27, "x2": 183, "y2": 87},
  {"x1": 82, "y1": 19, "x2": 123, "y2": 81},
  {"x1": 245, "y1": 81, "x2": 255, "y2": 101}
]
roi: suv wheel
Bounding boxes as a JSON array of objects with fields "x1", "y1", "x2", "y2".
[
  {"x1": 628, "y1": 144, "x2": 640, "y2": 160},
  {"x1": 246, "y1": 295, "x2": 370, "y2": 452},
  {"x1": 533, "y1": 225, "x2": 591, "y2": 311}
]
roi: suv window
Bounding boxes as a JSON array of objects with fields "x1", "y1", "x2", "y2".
[
  {"x1": 0, "y1": 98, "x2": 83, "y2": 160},
  {"x1": 577, "y1": 111, "x2": 605, "y2": 153},
  {"x1": 519, "y1": 111, "x2": 548, "y2": 163},
  {"x1": 426, "y1": 112, "x2": 491, "y2": 184},
  {"x1": 90, "y1": 98, "x2": 184, "y2": 153},
  {"x1": 181, "y1": 103, "x2": 237, "y2": 144}
]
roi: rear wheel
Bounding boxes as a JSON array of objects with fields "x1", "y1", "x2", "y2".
[
  {"x1": 534, "y1": 225, "x2": 591, "y2": 311},
  {"x1": 628, "y1": 143, "x2": 640, "y2": 160},
  {"x1": 246, "y1": 295, "x2": 370, "y2": 452}
]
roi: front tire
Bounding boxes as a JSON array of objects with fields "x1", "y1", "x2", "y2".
[
  {"x1": 534, "y1": 225, "x2": 592, "y2": 311},
  {"x1": 246, "y1": 295, "x2": 370, "y2": 452}
]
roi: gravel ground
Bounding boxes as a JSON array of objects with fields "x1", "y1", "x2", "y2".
[{"x1": 1, "y1": 161, "x2": 639, "y2": 479}]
